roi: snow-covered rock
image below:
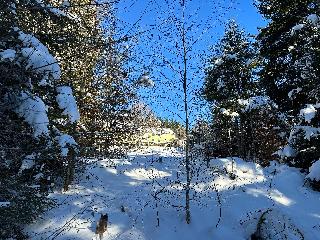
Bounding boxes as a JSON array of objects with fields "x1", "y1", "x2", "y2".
[{"x1": 252, "y1": 209, "x2": 304, "y2": 240}]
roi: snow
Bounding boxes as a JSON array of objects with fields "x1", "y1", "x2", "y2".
[
  {"x1": 62, "y1": 0, "x2": 71, "y2": 7},
  {"x1": 291, "y1": 24, "x2": 305, "y2": 34},
  {"x1": 288, "y1": 87, "x2": 302, "y2": 99},
  {"x1": 0, "y1": 202, "x2": 11, "y2": 207},
  {"x1": 193, "y1": 144, "x2": 205, "y2": 150},
  {"x1": 306, "y1": 14, "x2": 319, "y2": 25},
  {"x1": 220, "y1": 108, "x2": 239, "y2": 117},
  {"x1": 35, "y1": 0, "x2": 79, "y2": 21},
  {"x1": 245, "y1": 59, "x2": 254, "y2": 66},
  {"x1": 306, "y1": 160, "x2": 320, "y2": 181},
  {"x1": 10, "y1": 2, "x2": 16, "y2": 14},
  {"x1": 238, "y1": 96, "x2": 275, "y2": 112},
  {"x1": 124, "y1": 167, "x2": 171, "y2": 180},
  {"x1": 14, "y1": 92, "x2": 49, "y2": 137},
  {"x1": 26, "y1": 147, "x2": 320, "y2": 240},
  {"x1": 56, "y1": 86, "x2": 80, "y2": 123},
  {"x1": 275, "y1": 145, "x2": 297, "y2": 158},
  {"x1": 18, "y1": 31, "x2": 61, "y2": 82},
  {"x1": 214, "y1": 58, "x2": 224, "y2": 66},
  {"x1": 161, "y1": 128, "x2": 175, "y2": 134},
  {"x1": 0, "y1": 49, "x2": 16, "y2": 61},
  {"x1": 216, "y1": 79, "x2": 225, "y2": 90},
  {"x1": 288, "y1": 45, "x2": 295, "y2": 52},
  {"x1": 225, "y1": 53, "x2": 238, "y2": 60},
  {"x1": 300, "y1": 104, "x2": 317, "y2": 123},
  {"x1": 19, "y1": 153, "x2": 36, "y2": 173},
  {"x1": 55, "y1": 134, "x2": 77, "y2": 157},
  {"x1": 137, "y1": 74, "x2": 155, "y2": 88},
  {"x1": 296, "y1": 126, "x2": 320, "y2": 140}
]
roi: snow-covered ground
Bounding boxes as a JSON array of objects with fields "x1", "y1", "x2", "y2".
[{"x1": 26, "y1": 147, "x2": 320, "y2": 240}]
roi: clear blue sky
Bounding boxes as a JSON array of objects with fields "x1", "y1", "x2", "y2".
[{"x1": 115, "y1": 0, "x2": 266, "y2": 125}]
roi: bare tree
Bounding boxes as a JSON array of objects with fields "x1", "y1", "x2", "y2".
[{"x1": 121, "y1": 0, "x2": 235, "y2": 224}]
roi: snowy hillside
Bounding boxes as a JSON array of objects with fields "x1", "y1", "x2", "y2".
[{"x1": 26, "y1": 147, "x2": 320, "y2": 240}]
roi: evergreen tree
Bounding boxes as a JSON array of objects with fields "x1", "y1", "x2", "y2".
[
  {"x1": 203, "y1": 20, "x2": 256, "y2": 157},
  {"x1": 203, "y1": 20, "x2": 255, "y2": 104},
  {"x1": 285, "y1": 104, "x2": 320, "y2": 169},
  {"x1": 93, "y1": 28, "x2": 136, "y2": 157},
  {"x1": 16, "y1": 0, "x2": 137, "y2": 157},
  {"x1": 257, "y1": 0, "x2": 320, "y2": 114},
  {"x1": 0, "y1": 0, "x2": 80, "y2": 237},
  {"x1": 256, "y1": 0, "x2": 320, "y2": 168},
  {"x1": 203, "y1": 20, "x2": 285, "y2": 164},
  {"x1": 16, "y1": 0, "x2": 101, "y2": 150}
]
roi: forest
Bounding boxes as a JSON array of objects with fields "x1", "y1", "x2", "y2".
[{"x1": 0, "y1": 0, "x2": 320, "y2": 239}]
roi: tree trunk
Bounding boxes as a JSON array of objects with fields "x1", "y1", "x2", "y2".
[{"x1": 181, "y1": 5, "x2": 191, "y2": 223}]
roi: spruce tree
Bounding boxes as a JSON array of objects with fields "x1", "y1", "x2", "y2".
[
  {"x1": 256, "y1": 0, "x2": 320, "y2": 168},
  {"x1": 203, "y1": 20, "x2": 256, "y2": 157},
  {"x1": 257, "y1": 0, "x2": 320, "y2": 114},
  {"x1": 204, "y1": 20, "x2": 254, "y2": 103},
  {"x1": 203, "y1": 20, "x2": 286, "y2": 163},
  {"x1": 0, "y1": 0, "x2": 80, "y2": 237}
]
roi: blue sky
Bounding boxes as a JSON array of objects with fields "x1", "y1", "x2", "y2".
[{"x1": 115, "y1": 0, "x2": 266, "y2": 125}]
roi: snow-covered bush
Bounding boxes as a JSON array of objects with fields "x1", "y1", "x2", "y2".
[
  {"x1": 278, "y1": 104, "x2": 320, "y2": 169},
  {"x1": 305, "y1": 160, "x2": 320, "y2": 191}
]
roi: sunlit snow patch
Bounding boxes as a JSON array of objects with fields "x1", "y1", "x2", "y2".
[{"x1": 124, "y1": 168, "x2": 171, "y2": 180}]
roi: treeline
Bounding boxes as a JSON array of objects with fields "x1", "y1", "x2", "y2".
[
  {"x1": 200, "y1": 0, "x2": 320, "y2": 169},
  {"x1": 0, "y1": 0, "x2": 136, "y2": 238}
]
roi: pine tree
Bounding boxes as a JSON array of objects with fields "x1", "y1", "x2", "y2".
[
  {"x1": 16, "y1": 0, "x2": 136, "y2": 157},
  {"x1": 93, "y1": 30, "x2": 136, "y2": 156},
  {"x1": 203, "y1": 20, "x2": 286, "y2": 164},
  {"x1": 286, "y1": 104, "x2": 320, "y2": 169},
  {"x1": 203, "y1": 20, "x2": 256, "y2": 157},
  {"x1": 257, "y1": 0, "x2": 320, "y2": 114},
  {"x1": 0, "y1": 0, "x2": 80, "y2": 237},
  {"x1": 204, "y1": 20, "x2": 255, "y2": 103},
  {"x1": 16, "y1": 0, "x2": 104, "y2": 152},
  {"x1": 256, "y1": 0, "x2": 320, "y2": 168}
]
